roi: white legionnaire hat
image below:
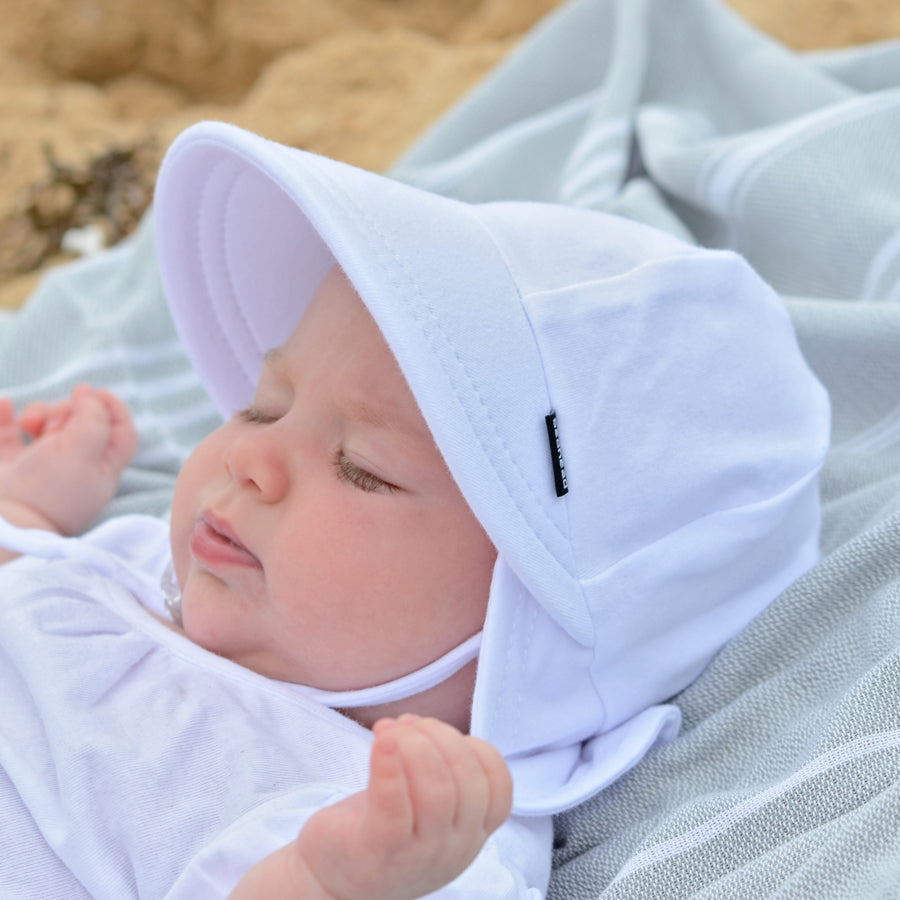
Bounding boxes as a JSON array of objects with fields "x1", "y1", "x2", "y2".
[{"x1": 154, "y1": 121, "x2": 831, "y2": 817}]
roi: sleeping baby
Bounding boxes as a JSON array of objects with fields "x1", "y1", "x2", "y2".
[{"x1": 0, "y1": 121, "x2": 830, "y2": 899}]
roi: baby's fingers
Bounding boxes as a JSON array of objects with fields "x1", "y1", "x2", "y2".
[
  {"x1": 20, "y1": 396, "x2": 78, "y2": 438},
  {"x1": 369, "y1": 717, "x2": 460, "y2": 845},
  {"x1": 0, "y1": 397, "x2": 26, "y2": 460},
  {"x1": 462, "y1": 735, "x2": 513, "y2": 835},
  {"x1": 371, "y1": 715, "x2": 512, "y2": 859},
  {"x1": 18, "y1": 401, "x2": 50, "y2": 438},
  {"x1": 367, "y1": 724, "x2": 416, "y2": 839},
  {"x1": 63, "y1": 386, "x2": 136, "y2": 472},
  {"x1": 58, "y1": 385, "x2": 116, "y2": 457},
  {"x1": 402, "y1": 717, "x2": 512, "y2": 838},
  {"x1": 394, "y1": 717, "x2": 470, "y2": 841},
  {"x1": 93, "y1": 388, "x2": 138, "y2": 468}
]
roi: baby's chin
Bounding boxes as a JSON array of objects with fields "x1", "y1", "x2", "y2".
[{"x1": 177, "y1": 599, "x2": 302, "y2": 683}]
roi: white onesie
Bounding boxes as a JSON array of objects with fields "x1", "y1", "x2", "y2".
[{"x1": 0, "y1": 514, "x2": 550, "y2": 899}]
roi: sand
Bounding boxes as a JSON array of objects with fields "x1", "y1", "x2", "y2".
[{"x1": 0, "y1": 0, "x2": 897, "y2": 308}]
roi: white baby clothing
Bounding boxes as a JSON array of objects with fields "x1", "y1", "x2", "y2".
[{"x1": 0, "y1": 514, "x2": 551, "y2": 899}]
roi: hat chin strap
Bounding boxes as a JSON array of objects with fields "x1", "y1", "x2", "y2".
[
  {"x1": 287, "y1": 632, "x2": 483, "y2": 708},
  {"x1": 162, "y1": 561, "x2": 481, "y2": 709}
]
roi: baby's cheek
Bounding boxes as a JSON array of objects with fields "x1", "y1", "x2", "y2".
[
  {"x1": 169, "y1": 466, "x2": 200, "y2": 583},
  {"x1": 170, "y1": 430, "x2": 226, "y2": 550}
]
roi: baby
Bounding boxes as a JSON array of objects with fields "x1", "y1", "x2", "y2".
[
  {"x1": 0, "y1": 120, "x2": 831, "y2": 899},
  {"x1": 0, "y1": 279, "x2": 512, "y2": 899}
]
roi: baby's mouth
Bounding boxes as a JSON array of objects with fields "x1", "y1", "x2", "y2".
[{"x1": 191, "y1": 512, "x2": 262, "y2": 570}]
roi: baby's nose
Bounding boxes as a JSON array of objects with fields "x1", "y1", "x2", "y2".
[{"x1": 225, "y1": 430, "x2": 289, "y2": 503}]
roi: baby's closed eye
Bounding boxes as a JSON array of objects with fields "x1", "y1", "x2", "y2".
[
  {"x1": 236, "y1": 406, "x2": 280, "y2": 426},
  {"x1": 236, "y1": 404, "x2": 400, "y2": 493},
  {"x1": 332, "y1": 453, "x2": 399, "y2": 494}
]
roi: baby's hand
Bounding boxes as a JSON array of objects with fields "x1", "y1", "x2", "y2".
[
  {"x1": 300, "y1": 715, "x2": 513, "y2": 899},
  {"x1": 0, "y1": 385, "x2": 137, "y2": 536},
  {"x1": 228, "y1": 716, "x2": 513, "y2": 900}
]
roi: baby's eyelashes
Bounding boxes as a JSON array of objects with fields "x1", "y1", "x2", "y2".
[
  {"x1": 332, "y1": 452, "x2": 400, "y2": 494},
  {"x1": 235, "y1": 406, "x2": 280, "y2": 426}
]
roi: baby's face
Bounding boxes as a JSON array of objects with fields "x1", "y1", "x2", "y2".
[{"x1": 170, "y1": 268, "x2": 496, "y2": 702}]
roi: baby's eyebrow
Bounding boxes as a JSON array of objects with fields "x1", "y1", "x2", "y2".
[
  {"x1": 342, "y1": 396, "x2": 404, "y2": 432},
  {"x1": 342, "y1": 392, "x2": 433, "y2": 443}
]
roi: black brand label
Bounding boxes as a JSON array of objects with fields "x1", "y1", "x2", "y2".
[{"x1": 545, "y1": 412, "x2": 568, "y2": 497}]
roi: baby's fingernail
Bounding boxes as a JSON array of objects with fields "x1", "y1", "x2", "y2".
[
  {"x1": 397, "y1": 713, "x2": 420, "y2": 725},
  {"x1": 376, "y1": 733, "x2": 398, "y2": 755},
  {"x1": 374, "y1": 717, "x2": 398, "y2": 732}
]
